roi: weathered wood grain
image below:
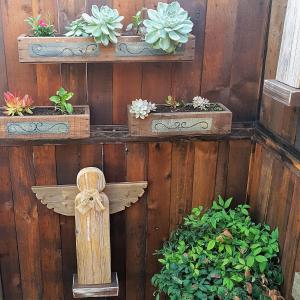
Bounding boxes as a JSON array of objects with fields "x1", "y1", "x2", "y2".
[
  {"x1": 276, "y1": 0, "x2": 300, "y2": 88},
  {"x1": 192, "y1": 141, "x2": 218, "y2": 209},
  {"x1": 128, "y1": 104, "x2": 232, "y2": 137},
  {"x1": 9, "y1": 146, "x2": 42, "y2": 299},
  {"x1": 0, "y1": 2, "x2": 8, "y2": 103},
  {"x1": 0, "y1": 106, "x2": 90, "y2": 140},
  {"x1": 0, "y1": 147, "x2": 22, "y2": 300},
  {"x1": 125, "y1": 143, "x2": 147, "y2": 300},
  {"x1": 32, "y1": 145, "x2": 64, "y2": 300},
  {"x1": 146, "y1": 142, "x2": 172, "y2": 300},
  {"x1": 264, "y1": 80, "x2": 300, "y2": 107}
]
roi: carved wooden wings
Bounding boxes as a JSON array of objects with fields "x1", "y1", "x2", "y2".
[{"x1": 32, "y1": 182, "x2": 148, "y2": 216}]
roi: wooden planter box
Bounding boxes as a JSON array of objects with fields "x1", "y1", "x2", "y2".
[
  {"x1": 0, "y1": 105, "x2": 90, "y2": 140},
  {"x1": 128, "y1": 104, "x2": 232, "y2": 137},
  {"x1": 18, "y1": 34, "x2": 195, "y2": 63}
]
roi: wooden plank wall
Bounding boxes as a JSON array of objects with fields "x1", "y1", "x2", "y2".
[
  {"x1": 0, "y1": 0, "x2": 271, "y2": 300},
  {"x1": 247, "y1": 140, "x2": 300, "y2": 300},
  {"x1": 0, "y1": 140, "x2": 252, "y2": 300}
]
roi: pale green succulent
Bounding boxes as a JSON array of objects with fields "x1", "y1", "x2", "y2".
[
  {"x1": 143, "y1": 2, "x2": 193, "y2": 53},
  {"x1": 65, "y1": 17, "x2": 89, "y2": 37},
  {"x1": 81, "y1": 5, "x2": 124, "y2": 45}
]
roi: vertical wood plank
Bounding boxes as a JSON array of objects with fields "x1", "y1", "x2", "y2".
[
  {"x1": 104, "y1": 144, "x2": 126, "y2": 300},
  {"x1": 172, "y1": 0, "x2": 207, "y2": 99},
  {"x1": 87, "y1": 0, "x2": 113, "y2": 125},
  {"x1": 58, "y1": 0, "x2": 87, "y2": 105},
  {"x1": 9, "y1": 146, "x2": 42, "y2": 300},
  {"x1": 80, "y1": 144, "x2": 103, "y2": 170},
  {"x1": 0, "y1": 147, "x2": 22, "y2": 300},
  {"x1": 265, "y1": 159, "x2": 293, "y2": 249},
  {"x1": 214, "y1": 141, "x2": 229, "y2": 198},
  {"x1": 125, "y1": 143, "x2": 147, "y2": 300},
  {"x1": 56, "y1": 144, "x2": 80, "y2": 300},
  {"x1": 0, "y1": 5, "x2": 8, "y2": 102},
  {"x1": 169, "y1": 142, "x2": 194, "y2": 231},
  {"x1": 32, "y1": 0, "x2": 61, "y2": 105},
  {"x1": 33, "y1": 145, "x2": 64, "y2": 300},
  {"x1": 226, "y1": 140, "x2": 252, "y2": 205},
  {"x1": 192, "y1": 141, "x2": 218, "y2": 209},
  {"x1": 249, "y1": 146, "x2": 274, "y2": 223},
  {"x1": 228, "y1": 0, "x2": 271, "y2": 121},
  {"x1": 146, "y1": 142, "x2": 172, "y2": 300},
  {"x1": 281, "y1": 178, "x2": 300, "y2": 298},
  {"x1": 201, "y1": 0, "x2": 239, "y2": 104},
  {"x1": 0, "y1": 0, "x2": 37, "y2": 97},
  {"x1": 112, "y1": 0, "x2": 143, "y2": 124}
]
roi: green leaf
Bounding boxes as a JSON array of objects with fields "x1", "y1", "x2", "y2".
[
  {"x1": 218, "y1": 196, "x2": 224, "y2": 206},
  {"x1": 225, "y1": 245, "x2": 232, "y2": 255},
  {"x1": 255, "y1": 255, "x2": 267, "y2": 263},
  {"x1": 259, "y1": 261, "x2": 267, "y2": 273},
  {"x1": 224, "y1": 198, "x2": 232, "y2": 208},
  {"x1": 49, "y1": 96, "x2": 60, "y2": 103},
  {"x1": 207, "y1": 240, "x2": 216, "y2": 251},
  {"x1": 246, "y1": 256, "x2": 255, "y2": 267}
]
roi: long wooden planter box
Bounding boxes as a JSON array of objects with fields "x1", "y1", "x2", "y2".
[
  {"x1": 128, "y1": 104, "x2": 232, "y2": 136},
  {"x1": 18, "y1": 34, "x2": 195, "y2": 63},
  {"x1": 0, "y1": 105, "x2": 90, "y2": 140}
]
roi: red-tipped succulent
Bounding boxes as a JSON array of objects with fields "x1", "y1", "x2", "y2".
[{"x1": 3, "y1": 92, "x2": 34, "y2": 116}]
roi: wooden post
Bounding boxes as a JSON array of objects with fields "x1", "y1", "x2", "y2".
[
  {"x1": 276, "y1": 0, "x2": 300, "y2": 88},
  {"x1": 75, "y1": 167, "x2": 111, "y2": 285}
]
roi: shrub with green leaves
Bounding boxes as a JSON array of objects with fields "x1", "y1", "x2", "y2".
[
  {"x1": 25, "y1": 15, "x2": 56, "y2": 37},
  {"x1": 152, "y1": 197, "x2": 283, "y2": 300},
  {"x1": 49, "y1": 87, "x2": 74, "y2": 115},
  {"x1": 143, "y1": 2, "x2": 193, "y2": 53}
]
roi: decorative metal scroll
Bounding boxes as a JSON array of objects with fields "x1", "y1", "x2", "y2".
[
  {"x1": 151, "y1": 118, "x2": 212, "y2": 133},
  {"x1": 29, "y1": 42, "x2": 99, "y2": 57},
  {"x1": 7, "y1": 122, "x2": 69, "y2": 135},
  {"x1": 116, "y1": 41, "x2": 184, "y2": 57}
]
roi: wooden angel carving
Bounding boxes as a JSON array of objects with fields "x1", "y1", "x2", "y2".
[{"x1": 32, "y1": 167, "x2": 147, "y2": 298}]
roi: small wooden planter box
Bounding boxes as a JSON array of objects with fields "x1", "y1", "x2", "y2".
[
  {"x1": 128, "y1": 104, "x2": 232, "y2": 137},
  {"x1": 0, "y1": 105, "x2": 90, "y2": 140},
  {"x1": 18, "y1": 34, "x2": 195, "y2": 63}
]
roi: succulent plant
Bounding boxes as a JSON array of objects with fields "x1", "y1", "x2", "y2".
[
  {"x1": 143, "y1": 2, "x2": 193, "y2": 53},
  {"x1": 65, "y1": 17, "x2": 89, "y2": 37},
  {"x1": 3, "y1": 92, "x2": 34, "y2": 116},
  {"x1": 126, "y1": 8, "x2": 147, "y2": 37},
  {"x1": 81, "y1": 5, "x2": 124, "y2": 45},
  {"x1": 192, "y1": 96, "x2": 210, "y2": 110},
  {"x1": 130, "y1": 99, "x2": 157, "y2": 119}
]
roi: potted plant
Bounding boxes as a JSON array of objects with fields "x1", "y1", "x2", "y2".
[
  {"x1": 18, "y1": 2, "x2": 195, "y2": 63},
  {"x1": 152, "y1": 197, "x2": 284, "y2": 300},
  {"x1": 0, "y1": 88, "x2": 90, "y2": 140},
  {"x1": 128, "y1": 96, "x2": 232, "y2": 136}
]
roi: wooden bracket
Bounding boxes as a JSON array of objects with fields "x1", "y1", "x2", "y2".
[
  {"x1": 72, "y1": 273, "x2": 119, "y2": 298},
  {"x1": 263, "y1": 80, "x2": 300, "y2": 107}
]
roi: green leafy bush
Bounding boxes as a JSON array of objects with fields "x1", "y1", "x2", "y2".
[
  {"x1": 49, "y1": 87, "x2": 74, "y2": 114},
  {"x1": 143, "y1": 2, "x2": 193, "y2": 53},
  {"x1": 152, "y1": 197, "x2": 283, "y2": 300}
]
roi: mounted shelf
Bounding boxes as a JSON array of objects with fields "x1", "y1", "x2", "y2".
[
  {"x1": 263, "y1": 80, "x2": 300, "y2": 106},
  {"x1": 0, "y1": 105, "x2": 90, "y2": 140},
  {"x1": 128, "y1": 103, "x2": 232, "y2": 137},
  {"x1": 18, "y1": 34, "x2": 195, "y2": 63}
]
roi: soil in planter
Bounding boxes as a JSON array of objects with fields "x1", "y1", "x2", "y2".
[
  {"x1": 0, "y1": 107, "x2": 85, "y2": 117},
  {"x1": 153, "y1": 103, "x2": 224, "y2": 114}
]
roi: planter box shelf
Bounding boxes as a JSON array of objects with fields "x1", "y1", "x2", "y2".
[
  {"x1": 18, "y1": 35, "x2": 195, "y2": 63},
  {"x1": 128, "y1": 103, "x2": 232, "y2": 137},
  {"x1": 0, "y1": 105, "x2": 90, "y2": 140}
]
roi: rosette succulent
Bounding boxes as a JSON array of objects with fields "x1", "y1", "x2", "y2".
[
  {"x1": 65, "y1": 17, "x2": 89, "y2": 37},
  {"x1": 192, "y1": 96, "x2": 210, "y2": 110},
  {"x1": 81, "y1": 5, "x2": 124, "y2": 45},
  {"x1": 143, "y1": 2, "x2": 193, "y2": 53},
  {"x1": 130, "y1": 99, "x2": 157, "y2": 119}
]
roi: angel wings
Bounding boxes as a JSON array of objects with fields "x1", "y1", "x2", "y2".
[{"x1": 32, "y1": 181, "x2": 148, "y2": 216}]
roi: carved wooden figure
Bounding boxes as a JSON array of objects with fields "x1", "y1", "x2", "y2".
[{"x1": 32, "y1": 167, "x2": 147, "y2": 298}]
